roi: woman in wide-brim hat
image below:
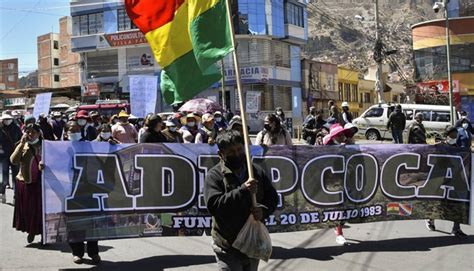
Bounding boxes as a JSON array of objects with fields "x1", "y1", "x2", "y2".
[{"x1": 10, "y1": 123, "x2": 44, "y2": 244}]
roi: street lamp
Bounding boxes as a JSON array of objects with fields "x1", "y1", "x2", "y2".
[{"x1": 433, "y1": 0, "x2": 455, "y2": 125}]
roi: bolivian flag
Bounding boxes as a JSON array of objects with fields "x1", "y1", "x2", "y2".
[{"x1": 125, "y1": 0, "x2": 233, "y2": 105}]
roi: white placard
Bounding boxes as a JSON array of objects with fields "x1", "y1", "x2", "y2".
[
  {"x1": 33, "y1": 92, "x2": 52, "y2": 119},
  {"x1": 246, "y1": 91, "x2": 261, "y2": 113},
  {"x1": 129, "y1": 75, "x2": 158, "y2": 118}
]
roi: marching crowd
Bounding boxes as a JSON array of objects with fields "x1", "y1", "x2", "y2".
[{"x1": 0, "y1": 99, "x2": 472, "y2": 269}]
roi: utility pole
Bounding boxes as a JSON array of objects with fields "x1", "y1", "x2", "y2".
[
  {"x1": 374, "y1": 0, "x2": 384, "y2": 104},
  {"x1": 444, "y1": 0, "x2": 455, "y2": 125},
  {"x1": 220, "y1": 60, "x2": 226, "y2": 110}
]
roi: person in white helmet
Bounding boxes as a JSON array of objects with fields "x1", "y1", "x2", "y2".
[{"x1": 341, "y1": 102, "x2": 353, "y2": 125}]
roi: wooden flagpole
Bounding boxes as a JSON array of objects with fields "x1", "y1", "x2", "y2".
[{"x1": 224, "y1": 0, "x2": 257, "y2": 207}]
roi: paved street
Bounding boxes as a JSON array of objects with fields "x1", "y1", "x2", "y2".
[{"x1": 1, "y1": 159, "x2": 473, "y2": 271}]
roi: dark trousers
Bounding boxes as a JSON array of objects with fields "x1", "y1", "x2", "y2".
[
  {"x1": 212, "y1": 243, "x2": 259, "y2": 271},
  {"x1": 1, "y1": 156, "x2": 19, "y2": 194},
  {"x1": 392, "y1": 129, "x2": 404, "y2": 144},
  {"x1": 69, "y1": 241, "x2": 99, "y2": 258}
]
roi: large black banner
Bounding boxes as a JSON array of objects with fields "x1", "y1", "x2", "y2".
[{"x1": 43, "y1": 142, "x2": 472, "y2": 244}]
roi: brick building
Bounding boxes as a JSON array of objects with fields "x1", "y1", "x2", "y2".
[
  {"x1": 37, "y1": 16, "x2": 80, "y2": 89},
  {"x1": 0, "y1": 58, "x2": 19, "y2": 90}
]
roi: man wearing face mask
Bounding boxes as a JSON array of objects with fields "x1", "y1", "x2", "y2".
[
  {"x1": 51, "y1": 111, "x2": 65, "y2": 140},
  {"x1": 139, "y1": 114, "x2": 168, "y2": 143},
  {"x1": 162, "y1": 118, "x2": 183, "y2": 143},
  {"x1": 66, "y1": 121, "x2": 85, "y2": 142},
  {"x1": 456, "y1": 111, "x2": 473, "y2": 134},
  {"x1": 75, "y1": 110, "x2": 97, "y2": 141},
  {"x1": 204, "y1": 130, "x2": 278, "y2": 270},
  {"x1": 213, "y1": 111, "x2": 228, "y2": 132},
  {"x1": 456, "y1": 119, "x2": 472, "y2": 148},
  {"x1": 111, "y1": 111, "x2": 138, "y2": 143},
  {"x1": 1, "y1": 113, "x2": 22, "y2": 200},
  {"x1": 196, "y1": 113, "x2": 218, "y2": 144},
  {"x1": 179, "y1": 113, "x2": 200, "y2": 144},
  {"x1": 407, "y1": 113, "x2": 427, "y2": 144},
  {"x1": 425, "y1": 126, "x2": 468, "y2": 238}
]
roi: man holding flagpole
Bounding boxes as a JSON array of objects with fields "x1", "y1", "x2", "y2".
[{"x1": 204, "y1": 130, "x2": 278, "y2": 270}]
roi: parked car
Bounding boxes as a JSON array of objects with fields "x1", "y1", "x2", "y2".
[{"x1": 352, "y1": 103, "x2": 458, "y2": 141}]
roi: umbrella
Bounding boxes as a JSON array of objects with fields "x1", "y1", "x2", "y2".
[{"x1": 178, "y1": 98, "x2": 222, "y2": 114}]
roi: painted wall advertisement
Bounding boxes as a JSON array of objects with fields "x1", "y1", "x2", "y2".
[
  {"x1": 126, "y1": 47, "x2": 156, "y2": 72},
  {"x1": 42, "y1": 142, "x2": 472, "y2": 244}
]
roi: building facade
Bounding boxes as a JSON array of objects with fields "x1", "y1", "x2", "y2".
[
  {"x1": 38, "y1": 16, "x2": 81, "y2": 89},
  {"x1": 38, "y1": 33, "x2": 60, "y2": 88},
  {"x1": 69, "y1": 0, "x2": 308, "y2": 127},
  {"x1": 301, "y1": 59, "x2": 338, "y2": 116},
  {"x1": 0, "y1": 58, "x2": 19, "y2": 90},
  {"x1": 412, "y1": 16, "x2": 474, "y2": 116},
  {"x1": 337, "y1": 66, "x2": 360, "y2": 117}
]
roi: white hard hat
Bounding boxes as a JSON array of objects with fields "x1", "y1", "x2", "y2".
[{"x1": 341, "y1": 102, "x2": 349, "y2": 107}]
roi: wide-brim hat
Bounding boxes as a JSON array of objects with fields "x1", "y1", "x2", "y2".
[
  {"x1": 201, "y1": 113, "x2": 214, "y2": 123},
  {"x1": 118, "y1": 110, "x2": 130, "y2": 118},
  {"x1": 1, "y1": 113, "x2": 13, "y2": 120},
  {"x1": 180, "y1": 113, "x2": 200, "y2": 125},
  {"x1": 53, "y1": 111, "x2": 62, "y2": 117},
  {"x1": 323, "y1": 124, "x2": 352, "y2": 145},
  {"x1": 344, "y1": 123, "x2": 359, "y2": 138}
]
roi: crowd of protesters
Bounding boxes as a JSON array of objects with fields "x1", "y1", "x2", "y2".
[{"x1": 1, "y1": 99, "x2": 472, "y2": 269}]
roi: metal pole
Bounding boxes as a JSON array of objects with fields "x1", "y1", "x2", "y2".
[
  {"x1": 444, "y1": 0, "x2": 455, "y2": 125},
  {"x1": 225, "y1": 0, "x2": 257, "y2": 206},
  {"x1": 220, "y1": 60, "x2": 226, "y2": 110},
  {"x1": 374, "y1": 0, "x2": 384, "y2": 104}
]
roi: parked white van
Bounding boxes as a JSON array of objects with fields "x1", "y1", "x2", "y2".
[{"x1": 352, "y1": 104, "x2": 457, "y2": 141}]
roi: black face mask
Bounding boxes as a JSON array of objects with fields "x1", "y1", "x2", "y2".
[
  {"x1": 264, "y1": 124, "x2": 271, "y2": 131},
  {"x1": 224, "y1": 153, "x2": 245, "y2": 170}
]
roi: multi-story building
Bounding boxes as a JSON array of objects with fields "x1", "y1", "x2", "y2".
[
  {"x1": 301, "y1": 59, "x2": 338, "y2": 116},
  {"x1": 38, "y1": 16, "x2": 81, "y2": 89},
  {"x1": 412, "y1": 16, "x2": 474, "y2": 116},
  {"x1": 0, "y1": 58, "x2": 19, "y2": 90},
  {"x1": 38, "y1": 33, "x2": 60, "y2": 88},
  {"x1": 69, "y1": 0, "x2": 308, "y2": 129}
]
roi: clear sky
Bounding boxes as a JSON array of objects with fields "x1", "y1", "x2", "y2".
[{"x1": 0, "y1": 0, "x2": 70, "y2": 77}]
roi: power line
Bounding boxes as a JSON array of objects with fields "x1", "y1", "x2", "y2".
[{"x1": 0, "y1": 0, "x2": 43, "y2": 41}]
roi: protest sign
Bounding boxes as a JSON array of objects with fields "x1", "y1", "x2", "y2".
[
  {"x1": 33, "y1": 92, "x2": 52, "y2": 119},
  {"x1": 129, "y1": 75, "x2": 158, "y2": 118},
  {"x1": 42, "y1": 142, "x2": 472, "y2": 244}
]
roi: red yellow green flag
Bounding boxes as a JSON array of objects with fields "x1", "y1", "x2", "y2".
[{"x1": 125, "y1": 0, "x2": 233, "y2": 105}]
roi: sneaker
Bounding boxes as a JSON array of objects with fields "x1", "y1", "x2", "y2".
[
  {"x1": 91, "y1": 255, "x2": 101, "y2": 264},
  {"x1": 27, "y1": 233, "x2": 35, "y2": 244},
  {"x1": 451, "y1": 229, "x2": 468, "y2": 238},
  {"x1": 425, "y1": 219, "x2": 436, "y2": 231},
  {"x1": 336, "y1": 235, "x2": 347, "y2": 245},
  {"x1": 73, "y1": 256, "x2": 83, "y2": 264},
  {"x1": 0, "y1": 194, "x2": 5, "y2": 204}
]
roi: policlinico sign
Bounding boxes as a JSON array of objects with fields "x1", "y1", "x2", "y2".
[{"x1": 42, "y1": 142, "x2": 473, "y2": 244}]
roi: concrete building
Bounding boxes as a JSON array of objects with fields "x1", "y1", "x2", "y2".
[
  {"x1": 0, "y1": 58, "x2": 19, "y2": 90},
  {"x1": 69, "y1": 0, "x2": 308, "y2": 130},
  {"x1": 412, "y1": 16, "x2": 474, "y2": 116},
  {"x1": 301, "y1": 59, "x2": 338, "y2": 116}
]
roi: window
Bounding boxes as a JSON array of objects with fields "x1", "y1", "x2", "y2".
[
  {"x1": 338, "y1": 83, "x2": 343, "y2": 100},
  {"x1": 53, "y1": 40, "x2": 59, "y2": 49},
  {"x1": 118, "y1": 9, "x2": 137, "y2": 31},
  {"x1": 364, "y1": 107, "x2": 384, "y2": 118},
  {"x1": 344, "y1": 83, "x2": 351, "y2": 102},
  {"x1": 351, "y1": 84, "x2": 358, "y2": 102},
  {"x1": 54, "y1": 74, "x2": 60, "y2": 82},
  {"x1": 431, "y1": 111, "x2": 450, "y2": 122},
  {"x1": 54, "y1": 58, "x2": 59, "y2": 66},
  {"x1": 8, "y1": 75, "x2": 15, "y2": 82},
  {"x1": 8, "y1": 63, "x2": 15, "y2": 70},
  {"x1": 73, "y1": 12, "x2": 104, "y2": 36},
  {"x1": 285, "y1": 2, "x2": 304, "y2": 27},
  {"x1": 416, "y1": 110, "x2": 431, "y2": 122}
]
